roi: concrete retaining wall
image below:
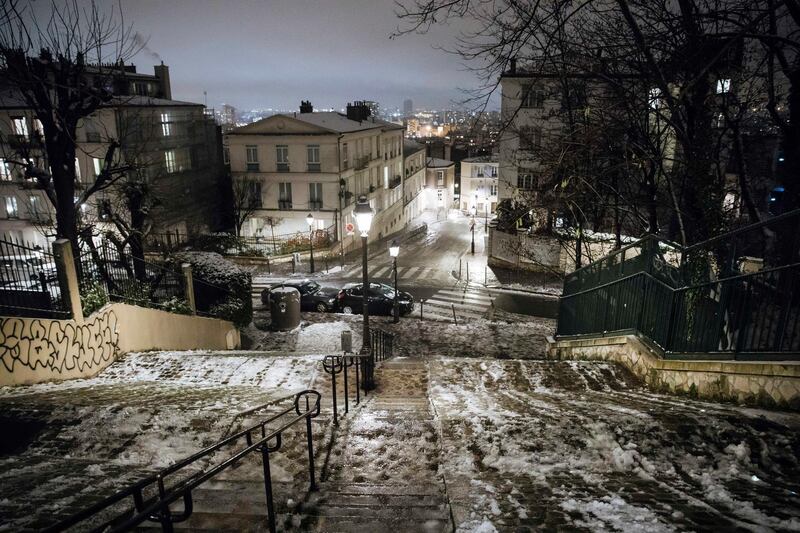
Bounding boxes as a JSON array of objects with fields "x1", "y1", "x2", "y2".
[
  {"x1": 548, "y1": 334, "x2": 800, "y2": 410},
  {"x1": 0, "y1": 303, "x2": 239, "y2": 387}
]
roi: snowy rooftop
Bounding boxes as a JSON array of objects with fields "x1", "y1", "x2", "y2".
[
  {"x1": 403, "y1": 139, "x2": 425, "y2": 157},
  {"x1": 282, "y1": 111, "x2": 402, "y2": 133},
  {"x1": 427, "y1": 157, "x2": 454, "y2": 168},
  {"x1": 462, "y1": 155, "x2": 498, "y2": 163}
]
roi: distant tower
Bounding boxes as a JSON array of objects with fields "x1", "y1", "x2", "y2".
[{"x1": 403, "y1": 98, "x2": 413, "y2": 117}]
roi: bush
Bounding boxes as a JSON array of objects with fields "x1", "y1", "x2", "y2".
[
  {"x1": 81, "y1": 281, "x2": 108, "y2": 317},
  {"x1": 176, "y1": 251, "x2": 252, "y2": 327},
  {"x1": 189, "y1": 233, "x2": 241, "y2": 255},
  {"x1": 161, "y1": 296, "x2": 193, "y2": 315}
]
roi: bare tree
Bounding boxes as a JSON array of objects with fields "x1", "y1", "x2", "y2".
[
  {"x1": 0, "y1": 0, "x2": 140, "y2": 255},
  {"x1": 231, "y1": 178, "x2": 261, "y2": 237}
]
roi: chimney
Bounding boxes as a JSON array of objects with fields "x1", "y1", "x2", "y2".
[
  {"x1": 346, "y1": 101, "x2": 371, "y2": 122},
  {"x1": 153, "y1": 62, "x2": 171, "y2": 99},
  {"x1": 300, "y1": 100, "x2": 313, "y2": 113}
]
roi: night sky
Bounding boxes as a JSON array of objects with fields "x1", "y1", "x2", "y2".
[{"x1": 57, "y1": 0, "x2": 485, "y2": 112}]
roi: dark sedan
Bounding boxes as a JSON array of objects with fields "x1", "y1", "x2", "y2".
[
  {"x1": 335, "y1": 282, "x2": 414, "y2": 316},
  {"x1": 261, "y1": 279, "x2": 339, "y2": 312}
]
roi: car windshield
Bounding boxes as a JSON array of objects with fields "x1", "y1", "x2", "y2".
[
  {"x1": 373, "y1": 284, "x2": 395, "y2": 297},
  {"x1": 301, "y1": 281, "x2": 320, "y2": 294}
]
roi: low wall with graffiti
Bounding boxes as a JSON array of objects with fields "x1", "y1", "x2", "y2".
[{"x1": 0, "y1": 303, "x2": 240, "y2": 387}]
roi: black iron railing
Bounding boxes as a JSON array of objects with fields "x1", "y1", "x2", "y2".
[
  {"x1": 0, "y1": 238, "x2": 70, "y2": 318},
  {"x1": 46, "y1": 390, "x2": 321, "y2": 533},
  {"x1": 322, "y1": 330, "x2": 395, "y2": 424},
  {"x1": 557, "y1": 212, "x2": 800, "y2": 359}
]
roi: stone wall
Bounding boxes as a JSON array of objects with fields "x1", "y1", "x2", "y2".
[
  {"x1": 0, "y1": 303, "x2": 239, "y2": 387},
  {"x1": 548, "y1": 334, "x2": 800, "y2": 410}
]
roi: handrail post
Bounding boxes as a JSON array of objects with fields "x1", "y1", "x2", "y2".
[
  {"x1": 261, "y1": 447, "x2": 277, "y2": 533},
  {"x1": 305, "y1": 404, "x2": 317, "y2": 492}
]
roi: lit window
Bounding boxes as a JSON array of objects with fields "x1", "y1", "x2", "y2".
[
  {"x1": 309, "y1": 182, "x2": 322, "y2": 210},
  {"x1": 278, "y1": 182, "x2": 292, "y2": 209},
  {"x1": 342, "y1": 143, "x2": 348, "y2": 167},
  {"x1": 93, "y1": 157, "x2": 103, "y2": 177},
  {"x1": 5, "y1": 196, "x2": 18, "y2": 218},
  {"x1": 29, "y1": 195, "x2": 39, "y2": 216},
  {"x1": 161, "y1": 113, "x2": 172, "y2": 136},
  {"x1": 0, "y1": 159, "x2": 10, "y2": 181},
  {"x1": 33, "y1": 119, "x2": 44, "y2": 137},
  {"x1": 648, "y1": 88, "x2": 662, "y2": 110},
  {"x1": 384, "y1": 166, "x2": 389, "y2": 189},
  {"x1": 716, "y1": 79, "x2": 731, "y2": 94},
  {"x1": 164, "y1": 150, "x2": 176, "y2": 173},
  {"x1": 74, "y1": 158, "x2": 82, "y2": 182},
  {"x1": 12, "y1": 117, "x2": 28, "y2": 138}
]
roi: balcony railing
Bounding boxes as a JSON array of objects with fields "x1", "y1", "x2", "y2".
[
  {"x1": 354, "y1": 155, "x2": 370, "y2": 170},
  {"x1": 309, "y1": 200, "x2": 323, "y2": 210},
  {"x1": 277, "y1": 163, "x2": 290, "y2": 172},
  {"x1": 390, "y1": 176, "x2": 402, "y2": 189},
  {"x1": 307, "y1": 163, "x2": 321, "y2": 172},
  {"x1": 278, "y1": 200, "x2": 293, "y2": 210},
  {"x1": 246, "y1": 162, "x2": 260, "y2": 172}
]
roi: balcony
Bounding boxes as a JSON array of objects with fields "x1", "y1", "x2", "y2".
[
  {"x1": 85, "y1": 132, "x2": 102, "y2": 143},
  {"x1": 354, "y1": 155, "x2": 370, "y2": 170},
  {"x1": 307, "y1": 163, "x2": 321, "y2": 172},
  {"x1": 278, "y1": 200, "x2": 293, "y2": 210},
  {"x1": 246, "y1": 163, "x2": 260, "y2": 172},
  {"x1": 309, "y1": 200, "x2": 323, "y2": 210},
  {"x1": 390, "y1": 176, "x2": 402, "y2": 189},
  {"x1": 277, "y1": 163, "x2": 290, "y2": 172}
]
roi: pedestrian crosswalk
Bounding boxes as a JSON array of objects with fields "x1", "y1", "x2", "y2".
[
  {"x1": 339, "y1": 264, "x2": 451, "y2": 283},
  {"x1": 417, "y1": 287, "x2": 495, "y2": 322}
]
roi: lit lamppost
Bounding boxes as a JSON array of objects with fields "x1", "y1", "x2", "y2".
[
  {"x1": 389, "y1": 240, "x2": 400, "y2": 323},
  {"x1": 484, "y1": 195, "x2": 489, "y2": 233},
  {"x1": 470, "y1": 206, "x2": 476, "y2": 255},
  {"x1": 354, "y1": 195, "x2": 374, "y2": 358},
  {"x1": 306, "y1": 213, "x2": 315, "y2": 274}
]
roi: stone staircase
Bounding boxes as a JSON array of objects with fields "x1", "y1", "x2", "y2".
[{"x1": 300, "y1": 357, "x2": 453, "y2": 532}]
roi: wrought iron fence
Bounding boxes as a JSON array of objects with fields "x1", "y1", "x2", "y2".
[
  {"x1": 46, "y1": 390, "x2": 321, "y2": 533},
  {"x1": 557, "y1": 211, "x2": 800, "y2": 359},
  {"x1": 77, "y1": 240, "x2": 186, "y2": 310},
  {"x1": 0, "y1": 238, "x2": 70, "y2": 318}
]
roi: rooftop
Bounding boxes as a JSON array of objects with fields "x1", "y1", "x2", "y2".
[
  {"x1": 427, "y1": 157, "x2": 454, "y2": 168},
  {"x1": 403, "y1": 140, "x2": 425, "y2": 157},
  {"x1": 462, "y1": 155, "x2": 498, "y2": 163},
  {"x1": 282, "y1": 111, "x2": 402, "y2": 133}
]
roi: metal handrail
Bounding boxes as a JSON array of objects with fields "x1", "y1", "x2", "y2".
[{"x1": 47, "y1": 390, "x2": 322, "y2": 533}]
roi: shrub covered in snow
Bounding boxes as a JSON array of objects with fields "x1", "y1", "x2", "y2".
[{"x1": 176, "y1": 252, "x2": 252, "y2": 327}]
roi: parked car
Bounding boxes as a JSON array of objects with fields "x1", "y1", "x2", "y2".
[
  {"x1": 260, "y1": 279, "x2": 339, "y2": 312},
  {"x1": 335, "y1": 282, "x2": 414, "y2": 316},
  {"x1": 0, "y1": 254, "x2": 58, "y2": 286}
]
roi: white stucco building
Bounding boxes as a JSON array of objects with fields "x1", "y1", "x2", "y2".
[
  {"x1": 225, "y1": 102, "x2": 405, "y2": 247},
  {"x1": 459, "y1": 156, "x2": 498, "y2": 217}
]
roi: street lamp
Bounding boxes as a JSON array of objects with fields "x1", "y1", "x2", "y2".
[
  {"x1": 389, "y1": 240, "x2": 400, "y2": 323},
  {"x1": 484, "y1": 196, "x2": 489, "y2": 233},
  {"x1": 470, "y1": 206, "x2": 476, "y2": 255},
  {"x1": 354, "y1": 195, "x2": 374, "y2": 364},
  {"x1": 306, "y1": 213, "x2": 315, "y2": 274}
]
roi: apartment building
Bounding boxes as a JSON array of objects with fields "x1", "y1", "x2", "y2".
[
  {"x1": 403, "y1": 140, "x2": 426, "y2": 223},
  {"x1": 0, "y1": 63, "x2": 224, "y2": 247},
  {"x1": 425, "y1": 158, "x2": 456, "y2": 210},
  {"x1": 225, "y1": 101, "x2": 405, "y2": 246},
  {"x1": 460, "y1": 156, "x2": 498, "y2": 216}
]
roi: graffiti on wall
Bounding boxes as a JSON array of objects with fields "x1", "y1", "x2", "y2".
[{"x1": 0, "y1": 310, "x2": 119, "y2": 374}]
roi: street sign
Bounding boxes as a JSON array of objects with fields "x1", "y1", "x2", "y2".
[{"x1": 345, "y1": 222, "x2": 355, "y2": 235}]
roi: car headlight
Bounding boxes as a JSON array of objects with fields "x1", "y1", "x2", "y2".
[
  {"x1": 399, "y1": 300, "x2": 411, "y2": 305},
  {"x1": 328, "y1": 298, "x2": 336, "y2": 304}
]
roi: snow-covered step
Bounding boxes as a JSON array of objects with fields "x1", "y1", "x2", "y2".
[
  {"x1": 423, "y1": 299, "x2": 487, "y2": 316},
  {"x1": 431, "y1": 292, "x2": 493, "y2": 307}
]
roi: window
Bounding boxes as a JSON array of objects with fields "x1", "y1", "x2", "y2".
[
  {"x1": 247, "y1": 181, "x2": 262, "y2": 208},
  {"x1": 223, "y1": 146, "x2": 230, "y2": 165},
  {"x1": 164, "y1": 150, "x2": 177, "y2": 173},
  {"x1": 247, "y1": 145, "x2": 260, "y2": 171},
  {"x1": 12, "y1": 117, "x2": 28, "y2": 139},
  {"x1": 307, "y1": 144, "x2": 320, "y2": 172},
  {"x1": 309, "y1": 182, "x2": 323, "y2": 210},
  {"x1": 93, "y1": 157, "x2": 103, "y2": 177},
  {"x1": 160, "y1": 113, "x2": 172, "y2": 136},
  {"x1": 519, "y1": 126, "x2": 542, "y2": 152},
  {"x1": 383, "y1": 166, "x2": 389, "y2": 189},
  {"x1": 32, "y1": 119, "x2": 44, "y2": 138},
  {"x1": 29, "y1": 195, "x2": 39, "y2": 218},
  {"x1": 487, "y1": 166, "x2": 498, "y2": 177},
  {"x1": 276, "y1": 145, "x2": 289, "y2": 172},
  {"x1": 517, "y1": 171, "x2": 534, "y2": 190},
  {"x1": 0, "y1": 159, "x2": 10, "y2": 181},
  {"x1": 521, "y1": 85, "x2": 544, "y2": 108},
  {"x1": 84, "y1": 119, "x2": 101, "y2": 142},
  {"x1": 4, "y1": 196, "x2": 18, "y2": 218},
  {"x1": 648, "y1": 88, "x2": 662, "y2": 110},
  {"x1": 490, "y1": 183, "x2": 498, "y2": 196},
  {"x1": 716, "y1": 78, "x2": 731, "y2": 94},
  {"x1": 279, "y1": 182, "x2": 293, "y2": 209},
  {"x1": 342, "y1": 143, "x2": 349, "y2": 169},
  {"x1": 437, "y1": 170, "x2": 444, "y2": 187},
  {"x1": 74, "y1": 158, "x2": 81, "y2": 182}
]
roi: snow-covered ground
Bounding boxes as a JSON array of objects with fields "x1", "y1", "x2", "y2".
[{"x1": 430, "y1": 358, "x2": 800, "y2": 532}]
